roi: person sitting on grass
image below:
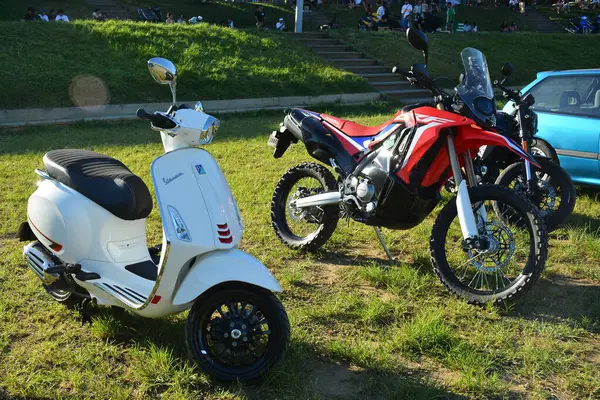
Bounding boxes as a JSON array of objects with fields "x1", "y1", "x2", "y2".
[
  {"x1": 93, "y1": 9, "x2": 107, "y2": 21},
  {"x1": 348, "y1": 0, "x2": 357, "y2": 8},
  {"x1": 577, "y1": 0, "x2": 589, "y2": 9},
  {"x1": 227, "y1": 17, "x2": 234, "y2": 28},
  {"x1": 255, "y1": 6, "x2": 266, "y2": 29},
  {"x1": 48, "y1": 9, "x2": 56, "y2": 21},
  {"x1": 472, "y1": 21, "x2": 478, "y2": 32},
  {"x1": 188, "y1": 15, "x2": 203, "y2": 24},
  {"x1": 276, "y1": 17, "x2": 287, "y2": 30},
  {"x1": 24, "y1": 7, "x2": 37, "y2": 20},
  {"x1": 38, "y1": 9, "x2": 49, "y2": 22},
  {"x1": 509, "y1": 20, "x2": 517, "y2": 31},
  {"x1": 463, "y1": 20, "x2": 472, "y2": 31},
  {"x1": 165, "y1": 12, "x2": 175, "y2": 23},
  {"x1": 500, "y1": 20, "x2": 509, "y2": 31},
  {"x1": 55, "y1": 9, "x2": 70, "y2": 22},
  {"x1": 177, "y1": 15, "x2": 186, "y2": 23}
]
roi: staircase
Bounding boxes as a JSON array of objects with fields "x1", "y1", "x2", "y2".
[
  {"x1": 525, "y1": 8, "x2": 564, "y2": 33},
  {"x1": 294, "y1": 33, "x2": 431, "y2": 104},
  {"x1": 87, "y1": 0, "x2": 132, "y2": 20}
]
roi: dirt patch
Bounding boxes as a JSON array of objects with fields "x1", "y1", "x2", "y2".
[{"x1": 310, "y1": 360, "x2": 362, "y2": 399}]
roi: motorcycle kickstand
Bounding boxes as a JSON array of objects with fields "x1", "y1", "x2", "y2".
[{"x1": 374, "y1": 227, "x2": 395, "y2": 264}]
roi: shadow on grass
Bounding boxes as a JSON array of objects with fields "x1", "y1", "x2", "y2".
[
  {"x1": 563, "y1": 212, "x2": 600, "y2": 235},
  {"x1": 512, "y1": 275, "x2": 600, "y2": 332},
  {"x1": 0, "y1": 389, "x2": 55, "y2": 400},
  {"x1": 87, "y1": 306, "x2": 463, "y2": 399}
]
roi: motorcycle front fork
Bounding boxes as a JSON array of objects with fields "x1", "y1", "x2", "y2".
[{"x1": 447, "y1": 134, "x2": 487, "y2": 241}]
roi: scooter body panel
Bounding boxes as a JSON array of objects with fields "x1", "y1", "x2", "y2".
[{"x1": 172, "y1": 249, "x2": 282, "y2": 306}]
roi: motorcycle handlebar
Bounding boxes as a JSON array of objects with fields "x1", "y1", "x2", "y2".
[{"x1": 136, "y1": 108, "x2": 178, "y2": 129}]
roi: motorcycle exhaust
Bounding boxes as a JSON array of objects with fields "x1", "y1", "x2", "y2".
[
  {"x1": 23, "y1": 242, "x2": 60, "y2": 285},
  {"x1": 293, "y1": 192, "x2": 342, "y2": 208}
]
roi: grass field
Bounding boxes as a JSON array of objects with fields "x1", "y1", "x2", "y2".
[
  {"x1": 331, "y1": 30, "x2": 600, "y2": 86},
  {"x1": 0, "y1": 20, "x2": 370, "y2": 110},
  {"x1": 1, "y1": 104, "x2": 600, "y2": 399}
]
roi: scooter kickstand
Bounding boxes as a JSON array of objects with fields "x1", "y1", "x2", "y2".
[
  {"x1": 76, "y1": 298, "x2": 93, "y2": 326},
  {"x1": 374, "y1": 227, "x2": 395, "y2": 264}
]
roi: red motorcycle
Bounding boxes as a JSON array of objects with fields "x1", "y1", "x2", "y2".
[{"x1": 267, "y1": 29, "x2": 547, "y2": 305}]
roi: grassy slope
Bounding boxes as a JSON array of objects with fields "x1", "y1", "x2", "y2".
[
  {"x1": 0, "y1": 21, "x2": 370, "y2": 110},
  {"x1": 1, "y1": 106, "x2": 600, "y2": 399},
  {"x1": 537, "y1": 4, "x2": 599, "y2": 29},
  {"x1": 331, "y1": 30, "x2": 600, "y2": 86},
  {"x1": 120, "y1": 0, "x2": 295, "y2": 27}
]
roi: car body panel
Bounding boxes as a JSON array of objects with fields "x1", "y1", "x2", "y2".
[{"x1": 503, "y1": 69, "x2": 600, "y2": 186}]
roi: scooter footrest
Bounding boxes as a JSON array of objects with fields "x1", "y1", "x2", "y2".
[{"x1": 76, "y1": 271, "x2": 101, "y2": 281}]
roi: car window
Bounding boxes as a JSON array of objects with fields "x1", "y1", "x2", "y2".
[{"x1": 528, "y1": 74, "x2": 600, "y2": 118}]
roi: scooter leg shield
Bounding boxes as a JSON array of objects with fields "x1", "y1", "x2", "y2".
[{"x1": 171, "y1": 249, "x2": 282, "y2": 306}]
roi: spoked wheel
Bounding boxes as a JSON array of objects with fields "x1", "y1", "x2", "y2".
[
  {"x1": 430, "y1": 185, "x2": 548, "y2": 305},
  {"x1": 495, "y1": 157, "x2": 576, "y2": 232},
  {"x1": 271, "y1": 162, "x2": 339, "y2": 251},
  {"x1": 186, "y1": 285, "x2": 290, "y2": 381}
]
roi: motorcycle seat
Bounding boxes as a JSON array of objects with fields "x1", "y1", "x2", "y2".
[
  {"x1": 320, "y1": 113, "x2": 392, "y2": 137},
  {"x1": 43, "y1": 149, "x2": 153, "y2": 221}
]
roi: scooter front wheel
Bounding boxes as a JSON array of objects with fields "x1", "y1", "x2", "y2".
[
  {"x1": 430, "y1": 185, "x2": 548, "y2": 305},
  {"x1": 185, "y1": 284, "x2": 290, "y2": 381}
]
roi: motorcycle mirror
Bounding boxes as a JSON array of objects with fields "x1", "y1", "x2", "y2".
[
  {"x1": 406, "y1": 28, "x2": 429, "y2": 66},
  {"x1": 148, "y1": 57, "x2": 178, "y2": 105},
  {"x1": 501, "y1": 62, "x2": 514, "y2": 78}
]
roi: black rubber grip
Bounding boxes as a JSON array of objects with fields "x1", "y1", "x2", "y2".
[{"x1": 136, "y1": 108, "x2": 177, "y2": 129}]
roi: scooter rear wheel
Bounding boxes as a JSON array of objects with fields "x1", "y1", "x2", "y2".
[
  {"x1": 43, "y1": 285, "x2": 79, "y2": 308},
  {"x1": 185, "y1": 284, "x2": 290, "y2": 381}
]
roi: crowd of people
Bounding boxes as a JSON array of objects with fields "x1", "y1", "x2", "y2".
[
  {"x1": 24, "y1": 7, "x2": 70, "y2": 22},
  {"x1": 356, "y1": 0, "x2": 479, "y2": 33}
]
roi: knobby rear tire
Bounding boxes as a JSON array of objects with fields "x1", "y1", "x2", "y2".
[{"x1": 271, "y1": 162, "x2": 340, "y2": 251}]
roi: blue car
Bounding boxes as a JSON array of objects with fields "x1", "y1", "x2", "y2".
[{"x1": 503, "y1": 69, "x2": 600, "y2": 186}]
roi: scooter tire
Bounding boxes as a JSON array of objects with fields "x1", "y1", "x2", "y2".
[
  {"x1": 271, "y1": 162, "x2": 339, "y2": 251},
  {"x1": 185, "y1": 284, "x2": 290, "y2": 382},
  {"x1": 43, "y1": 285, "x2": 79, "y2": 309}
]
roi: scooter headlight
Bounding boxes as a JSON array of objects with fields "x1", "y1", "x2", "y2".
[{"x1": 199, "y1": 117, "x2": 220, "y2": 145}]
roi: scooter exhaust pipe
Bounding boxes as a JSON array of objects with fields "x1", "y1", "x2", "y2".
[{"x1": 292, "y1": 192, "x2": 342, "y2": 208}]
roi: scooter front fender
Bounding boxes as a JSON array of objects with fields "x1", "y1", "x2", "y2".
[{"x1": 172, "y1": 249, "x2": 282, "y2": 306}]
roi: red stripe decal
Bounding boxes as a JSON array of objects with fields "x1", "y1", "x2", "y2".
[
  {"x1": 219, "y1": 236, "x2": 233, "y2": 244},
  {"x1": 217, "y1": 229, "x2": 231, "y2": 236},
  {"x1": 217, "y1": 223, "x2": 228, "y2": 230}
]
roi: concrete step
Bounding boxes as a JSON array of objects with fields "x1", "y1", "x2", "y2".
[
  {"x1": 358, "y1": 72, "x2": 398, "y2": 82},
  {"x1": 295, "y1": 38, "x2": 339, "y2": 45},
  {"x1": 309, "y1": 44, "x2": 350, "y2": 52},
  {"x1": 316, "y1": 51, "x2": 364, "y2": 58},
  {"x1": 345, "y1": 65, "x2": 390, "y2": 74},
  {"x1": 370, "y1": 81, "x2": 411, "y2": 90},
  {"x1": 331, "y1": 59, "x2": 378, "y2": 66},
  {"x1": 291, "y1": 32, "x2": 329, "y2": 38}
]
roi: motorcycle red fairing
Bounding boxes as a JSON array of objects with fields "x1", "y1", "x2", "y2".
[{"x1": 395, "y1": 107, "x2": 540, "y2": 189}]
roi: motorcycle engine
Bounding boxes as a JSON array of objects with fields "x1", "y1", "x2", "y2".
[{"x1": 344, "y1": 176, "x2": 377, "y2": 213}]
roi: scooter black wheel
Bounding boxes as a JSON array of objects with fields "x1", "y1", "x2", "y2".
[
  {"x1": 495, "y1": 157, "x2": 576, "y2": 232},
  {"x1": 185, "y1": 284, "x2": 290, "y2": 382},
  {"x1": 271, "y1": 162, "x2": 339, "y2": 251},
  {"x1": 430, "y1": 185, "x2": 547, "y2": 305}
]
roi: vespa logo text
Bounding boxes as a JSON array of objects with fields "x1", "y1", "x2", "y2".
[{"x1": 163, "y1": 172, "x2": 184, "y2": 185}]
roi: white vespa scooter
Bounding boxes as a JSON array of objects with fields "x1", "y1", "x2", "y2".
[{"x1": 18, "y1": 58, "x2": 289, "y2": 381}]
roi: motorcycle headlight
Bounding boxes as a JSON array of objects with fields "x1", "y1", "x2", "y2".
[{"x1": 199, "y1": 117, "x2": 220, "y2": 145}]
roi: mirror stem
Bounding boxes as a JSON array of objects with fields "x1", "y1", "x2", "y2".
[{"x1": 170, "y1": 82, "x2": 177, "y2": 106}]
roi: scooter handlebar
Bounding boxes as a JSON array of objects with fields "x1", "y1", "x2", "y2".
[{"x1": 136, "y1": 108, "x2": 178, "y2": 129}]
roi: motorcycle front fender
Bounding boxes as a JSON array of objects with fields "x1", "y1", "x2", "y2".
[{"x1": 171, "y1": 249, "x2": 282, "y2": 306}]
